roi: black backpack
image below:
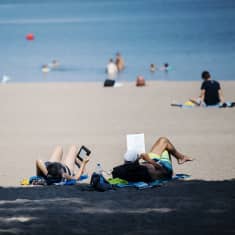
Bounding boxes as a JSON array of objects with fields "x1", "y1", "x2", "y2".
[
  {"x1": 104, "y1": 79, "x2": 115, "y2": 87},
  {"x1": 112, "y1": 161, "x2": 152, "y2": 182},
  {"x1": 90, "y1": 173, "x2": 114, "y2": 192}
]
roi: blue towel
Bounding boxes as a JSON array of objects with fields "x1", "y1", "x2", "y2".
[
  {"x1": 28, "y1": 174, "x2": 88, "y2": 186},
  {"x1": 115, "y1": 174, "x2": 190, "y2": 190}
]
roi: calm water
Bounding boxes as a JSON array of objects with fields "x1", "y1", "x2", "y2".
[{"x1": 0, "y1": 0, "x2": 235, "y2": 82}]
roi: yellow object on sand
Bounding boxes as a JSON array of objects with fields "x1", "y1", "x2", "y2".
[
  {"x1": 183, "y1": 101, "x2": 195, "y2": 107},
  {"x1": 20, "y1": 178, "x2": 30, "y2": 185}
]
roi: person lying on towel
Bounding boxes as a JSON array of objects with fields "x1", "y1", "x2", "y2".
[
  {"x1": 113, "y1": 137, "x2": 193, "y2": 182},
  {"x1": 36, "y1": 145, "x2": 90, "y2": 185}
]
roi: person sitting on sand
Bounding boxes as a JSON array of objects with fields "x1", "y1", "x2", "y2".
[
  {"x1": 36, "y1": 145, "x2": 90, "y2": 184},
  {"x1": 190, "y1": 70, "x2": 224, "y2": 106},
  {"x1": 123, "y1": 137, "x2": 193, "y2": 180}
]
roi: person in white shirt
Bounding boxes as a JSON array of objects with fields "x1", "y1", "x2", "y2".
[{"x1": 106, "y1": 58, "x2": 118, "y2": 79}]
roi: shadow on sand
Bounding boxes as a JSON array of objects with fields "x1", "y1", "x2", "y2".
[{"x1": 0, "y1": 180, "x2": 234, "y2": 235}]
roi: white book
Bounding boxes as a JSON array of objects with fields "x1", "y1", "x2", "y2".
[{"x1": 126, "y1": 133, "x2": 145, "y2": 154}]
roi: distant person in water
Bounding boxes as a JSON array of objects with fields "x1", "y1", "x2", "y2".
[
  {"x1": 160, "y1": 63, "x2": 171, "y2": 72},
  {"x1": 49, "y1": 59, "x2": 60, "y2": 70},
  {"x1": 41, "y1": 64, "x2": 50, "y2": 73},
  {"x1": 115, "y1": 52, "x2": 125, "y2": 72},
  {"x1": 106, "y1": 58, "x2": 118, "y2": 79},
  {"x1": 190, "y1": 70, "x2": 224, "y2": 106},
  {"x1": 150, "y1": 64, "x2": 156, "y2": 72}
]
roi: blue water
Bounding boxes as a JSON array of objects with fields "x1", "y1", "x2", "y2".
[{"x1": 0, "y1": 0, "x2": 235, "y2": 82}]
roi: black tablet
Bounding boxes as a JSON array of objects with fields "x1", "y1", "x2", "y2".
[{"x1": 77, "y1": 145, "x2": 91, "y2": 161}]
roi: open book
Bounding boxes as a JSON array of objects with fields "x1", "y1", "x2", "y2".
[{"x1": 126, "y1": 133, "x2": 145, "y2": 154}]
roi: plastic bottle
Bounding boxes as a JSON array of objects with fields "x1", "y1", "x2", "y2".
[{"x1": 95, "y1": 163, "x2": 103, "y2": 175}]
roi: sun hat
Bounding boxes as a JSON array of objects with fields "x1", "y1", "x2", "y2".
[{"x1": 124, "y1": 149, "x2": 139, "y2": 162}]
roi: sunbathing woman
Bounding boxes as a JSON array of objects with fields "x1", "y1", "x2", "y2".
[{"x1": 36, "y1": 145, "x2": 90, "y2": 184}]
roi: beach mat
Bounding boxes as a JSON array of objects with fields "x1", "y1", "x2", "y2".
[
  {"x1": 171, "y1": 101, "x2": 235, "y2": 108},
  {"x1": 21, "y1": 174, "x2": 88, "y2": 186},
  {"x1": 108, "y1": 174, "x2": 190, "y2": 190}
]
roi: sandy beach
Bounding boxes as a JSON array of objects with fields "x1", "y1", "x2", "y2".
[
  {"x1": 0, "y1": 81, "x2": 234, "y2": 234},
  {"x1": 0, "y1": 81, "x2": 234, "y2": 186}
]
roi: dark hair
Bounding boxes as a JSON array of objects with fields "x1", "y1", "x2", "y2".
[
  {"x1": 201, "y1": 71, "x2": 211, "y2": 80},
  {"x1": 46, "y1": 162, "x2": 63, "y2": 181}
]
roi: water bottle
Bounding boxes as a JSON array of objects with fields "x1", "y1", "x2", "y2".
[{"x1": 95, "y1": 163, "x2": 103, "y2": 175}]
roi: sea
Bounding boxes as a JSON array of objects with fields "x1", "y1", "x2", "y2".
[{"x1": 0, "y1": 0, "x2": 235, "y2": 83}]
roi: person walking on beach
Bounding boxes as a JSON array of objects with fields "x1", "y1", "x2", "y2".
[
  {"x1": 190, "y1": 70, "x2": 224, "y2": 106},
  {"x1": 115, "y1": 52, "x2": 125, "y2": 72},
  {"x1": 36, "y1": 145, "x2": 90, "y2": 184},
  {"x1": 106, "y1": 58, "x2": 118, "y2": 79}
]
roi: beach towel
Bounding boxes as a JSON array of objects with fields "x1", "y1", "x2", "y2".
[
  {"x1": 20, "y1": 174, "x2": 88, "y2": 186},
  {"x1": 171, "y1": 101, "x2": 235, "y2": 108},
  {"x1": 108, "y1": 174, "x2": 190, "y2": 190}
]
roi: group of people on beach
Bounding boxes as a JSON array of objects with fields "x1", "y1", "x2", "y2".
[
  {"x1": 35, "y1": 70, "x2": 232, "y2": 185},
  {"x1": 36, "y1": 137, "x2": 193, "y2": 185}
]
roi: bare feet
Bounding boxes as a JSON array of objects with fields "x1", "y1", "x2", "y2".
[{"x1": 177, "y1": 156, "x2": 194, "y2": 165}]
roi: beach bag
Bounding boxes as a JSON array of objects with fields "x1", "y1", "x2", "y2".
[
  {"x1": 112, "y1": 161, "x2": 152, "y2": 182},
  {"x1": 104, "y1": 79, "x2": 115, "y2": 87},
  {"x1": 90, "y1": 173, "x2": 113, "y2": 192}
]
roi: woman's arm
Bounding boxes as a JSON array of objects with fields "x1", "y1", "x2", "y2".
[
  {"x1": 63, "y1": 157, "x2": 90, "y2": 181},
  {"x1": 73, "y1": 158, "x2": 90, "y2": 180},
  {"x1": 36, "y1": 160, "x2": 48, "y2": 176}
]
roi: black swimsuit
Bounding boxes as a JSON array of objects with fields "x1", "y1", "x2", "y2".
[{"x1": 45, "y1": 161, "x2": 72, "y2": 176}]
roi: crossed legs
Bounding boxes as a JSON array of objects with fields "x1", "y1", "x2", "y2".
[{"x1": 150, "y1": 137, "x2": 193, "y2": 164}]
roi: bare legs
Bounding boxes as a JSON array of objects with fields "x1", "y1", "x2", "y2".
[
  {"x1": 48, "y1": 145, "x2": 63, "y2": 162},
  {"x1": 150, "y1": 137, "x2": 193, "y2": 164},
  {"x1": 49, "y1": 145, "x2": 89, "y2": 178},
  {"x1": 62, "y1": 145, "x2": 77, "y2": 174}
]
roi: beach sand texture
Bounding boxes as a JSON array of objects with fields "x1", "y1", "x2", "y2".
[{"x1": 0, "y1": 81, "x2": 234, "y2": 186}]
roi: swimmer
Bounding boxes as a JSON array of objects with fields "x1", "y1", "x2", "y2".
[
  {"x1": 150, "y1": 64, "x2": 156, "y2": 72},
  {"x1": 41, "y1": 65, "x2": 50, "y2": 73},
  {"x1": 49, "y1": 60, "x2": 60, "y2": 70},
  {"x1": 160, "y1": 63, "x2": 172, "y2": 72}
]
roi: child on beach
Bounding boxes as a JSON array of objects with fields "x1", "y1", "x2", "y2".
[{"x1": 36, "y1": 145, "x2": 90, "y2": 184}]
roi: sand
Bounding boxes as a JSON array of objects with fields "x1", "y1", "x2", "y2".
[
  {"x1": 0, "y1": 81, "x2": 235, "y2": 234},
  {"x1": 0, "y1": 81, "x2": 234, "y2": 186}
]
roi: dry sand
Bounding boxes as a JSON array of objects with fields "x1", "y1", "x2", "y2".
[
  {"x1": 0, "y1": 81, "x2": 234, "y2": 186},
  {"x1": 0, "y1": 81, "x2": 235, "y2": 235}
]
